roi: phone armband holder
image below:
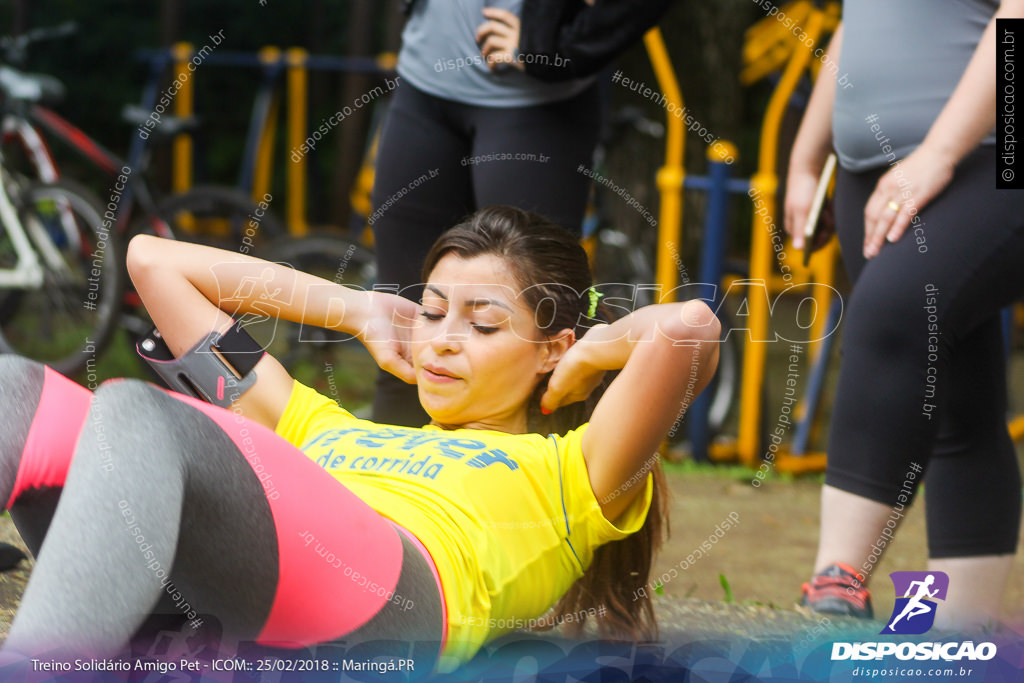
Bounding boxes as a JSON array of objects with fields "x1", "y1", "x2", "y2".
[{"x1": 136, "y1": 321, "x2": 265, "y2": 408}]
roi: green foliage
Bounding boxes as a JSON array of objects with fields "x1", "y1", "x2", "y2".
[
  {"x1": 662, "y1": 447, "x2": 831, "y2": 483},
  {"x1": 719, "y1": 573, "x2": 735, "y2": 603},
  {"x1": 663, "y1": 457, "x2": 806, "y2": 483}
]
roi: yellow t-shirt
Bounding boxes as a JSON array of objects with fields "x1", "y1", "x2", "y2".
[{"x1": 275, "y1": 381, "x2": 653, "y2": 671}]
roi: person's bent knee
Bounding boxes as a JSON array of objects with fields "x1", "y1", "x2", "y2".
[
  {"x1": 844, "y1": 278, "x2": 931, "y2": 356},
  {"x1": 90, "y1": 379, "x2": 172, "y2": 422},
  {"x1": 676, "y1": 300, "x2": 722, "y2": 344},
  {"x1": 0, "y1": 355, "x2": 45, "y2": 384},
  {"x1": 126, "y1": 234, "x2": 165, "y2": 285},
  {"x1": 84, "y1": 380, "x2": 198, "y2": 469}
]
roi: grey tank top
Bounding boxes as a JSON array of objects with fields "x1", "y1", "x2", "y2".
[
  {"x1": 397, "y1": 0, "x2": 595, "y2": 108},
  {"x1": 833, "y1": 0, "x2": 998, "y2": 172}
]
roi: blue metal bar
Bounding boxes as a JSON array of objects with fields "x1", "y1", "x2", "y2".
[
  {"x1": 791, "y1": 296, "x2": 843, "y2": 455},
  {"x1": 684, "y1": 175, "x2": 751, "y2": 195},
  {"x1": 687, "y1": 155, "x2": 734, "y2": 461},
  {"x1": 125, "y1": 52, "x2": 169, "y2": 173},
  {"x1": 237, "y1": 59, "x2": 283, "y2": 194},
  {"x1": 133, "y1": 49, "x2": 393, "y2": 75}
]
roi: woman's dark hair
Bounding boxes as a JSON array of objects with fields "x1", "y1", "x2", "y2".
[{"x1": 422, "y1": 205, "x2": 669, "y2": 641}]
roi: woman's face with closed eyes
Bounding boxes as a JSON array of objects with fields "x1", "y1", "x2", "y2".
[{"x1": 411, "y1": 253, "x2": 566, "y2": 433}]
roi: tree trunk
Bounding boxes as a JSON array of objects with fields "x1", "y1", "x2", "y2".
[
  {"x1": 12, "y1": 0, "x2": 30, "y2": 37},
  {"x1": 159, "y1": 0, "x2": 181, "y2": 47},
  {"x1": 330, "y1": 0, "x2": 380, "y2": 226}
]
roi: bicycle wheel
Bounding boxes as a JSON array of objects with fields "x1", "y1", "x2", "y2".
[
  {"x1": 251, "y1": 232, "x2": 378, "y2": 406},
  {"x1": 0, "y1": 179, "x2": 121, "y2": 375},
  {"x1": 154, "y1": 185, "x2": 286, "y2": 253}
]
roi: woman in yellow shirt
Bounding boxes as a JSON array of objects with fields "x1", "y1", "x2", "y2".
[{"x1": 0, "y1": 206, "x2": 719, "y2": 671}]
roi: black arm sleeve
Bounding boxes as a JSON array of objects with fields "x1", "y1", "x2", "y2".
[{"x1": 519, "y1": 0, "x2": 676, "y2": 82}]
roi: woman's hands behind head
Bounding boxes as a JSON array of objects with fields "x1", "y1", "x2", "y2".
[
  {"x1": 540, "y1": 324, "x2": 609, "y2": 414},
  {"x1": 356, "y1": 291, "x2": 420, "y2": 385}
]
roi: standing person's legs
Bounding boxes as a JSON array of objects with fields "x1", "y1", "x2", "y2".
[
  {"x1": 371, "y1": 84, "x2": 474, "y2": 427},
  {"x1": 470, "y1": 85, "x2": 602, "y2": 236},
  {"x1": 809, "y1": 147, "x2": 1024, "y2": 622},
  {"x1": 4, "y1": 378, "x2": 443, "y2": 662},
  {"x1": 924, "y1": 317, "x2": 1019, "y2": 627},
  {"x1": 811, "y1": 163, "x2": 897, "y2": 581}
]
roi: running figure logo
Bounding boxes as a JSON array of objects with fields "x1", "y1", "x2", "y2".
[{"x1": 880, "y1": 571, "x2": 949, "y2": 635}]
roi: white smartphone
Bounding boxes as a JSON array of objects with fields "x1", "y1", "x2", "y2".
[{"x1": 802, "y1": 153, "x2": 837, "y2": 267}]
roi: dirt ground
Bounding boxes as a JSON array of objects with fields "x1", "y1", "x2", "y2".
[
  {"x1": 651, "y1": 464, "x2": 1024, "y2": 635},
  {"x1": 0, "y1": 463, "x2": 1019, "y2": 645}
]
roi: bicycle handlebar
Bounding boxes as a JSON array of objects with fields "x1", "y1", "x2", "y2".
[
  {"x1": 0, "y1": 21, "x2": 78, "y2": 67},
  {"x1": 0, "y1": 66, "x2": 65, "y2": 104}
]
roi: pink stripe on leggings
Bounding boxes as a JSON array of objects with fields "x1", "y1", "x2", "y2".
[
  {"x1": 9, "y1": 369, "x2": 446, "y2": 649},
  {"x1": 166, "y1": 390, "x2": 428, "y2": 646},
  {"x1": 7, "y1": 366, "x2": 93, "y2": 509}
]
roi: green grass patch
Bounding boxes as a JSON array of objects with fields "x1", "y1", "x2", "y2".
[
  {"x1": 719, "y1": 574, "x2": 735, "y2": 603},
  {"x1": 662, "y1": 457, "x2": 824, "y2": 484}
]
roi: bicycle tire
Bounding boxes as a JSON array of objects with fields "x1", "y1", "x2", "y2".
[
  {"x1": 251, "y1": 232, "x2": 378, "y2": 403},
  {"x1": 0, "y1": 179, "x2": 122, "y2": 375},
  {"x1": 154, "y1": 185, "x2": 286, "y2": 253}
]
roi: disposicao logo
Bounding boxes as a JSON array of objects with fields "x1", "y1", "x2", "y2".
[
  {"x1": 881, "y1": 571, "x2": 948, "y2": 635},
  {"x1": 831, "y1": 570, "x2": 997, "y2": 663}
]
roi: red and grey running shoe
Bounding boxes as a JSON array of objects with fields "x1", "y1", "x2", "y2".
[{"x1": 800, "y1": 563, "x2": 873, "y2": 619}]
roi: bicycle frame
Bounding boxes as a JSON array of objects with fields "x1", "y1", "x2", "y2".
[
  {"x1": 0, "y1": 169, "x2": 43, "y2": 288},
  {"x1": 0, "y1": 161, "x2": 75, "y2": 289},
  {"x1": 26, "y1": 103, "x2": 160, "y2": 229},
  {"x1": 1, "y1": 51, "x2": 173, "y2": 237},
  {"x1": 1, "y1": 113, "x2": 58, "y2": 181}
]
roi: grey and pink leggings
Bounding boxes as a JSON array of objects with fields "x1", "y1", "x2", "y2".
[{"x1": 0, "y1": 355, "x2": 445, "y2": 663}]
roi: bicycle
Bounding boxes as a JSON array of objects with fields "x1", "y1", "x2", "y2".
[
  {"x1": 581, "y1": 106, "x2": 662, "y2": 311},
  {"x1": 0, "y1": 153, "x2": 119, "y2": 374},
  {"x1": 0, "y1": 23, "x2": 73, "y2": 184},
  {"x1": 1, "y1": 25, "x2": 284, "y2": 250},
  {"x1": 0, "y1": 25, "x2": 286, "y2": 364}
]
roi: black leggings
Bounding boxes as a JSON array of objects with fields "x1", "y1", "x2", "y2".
[
  {"x1": 827, "y1": 145, "x2": 1024, "y2": 558},
  {"x1": 370, "y1": 81, "x2": 602, "y2": 426}
]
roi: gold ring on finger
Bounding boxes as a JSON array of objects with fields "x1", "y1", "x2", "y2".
[{"x1": 886, "y1": 200, "x2": 900, "y2": 212}]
